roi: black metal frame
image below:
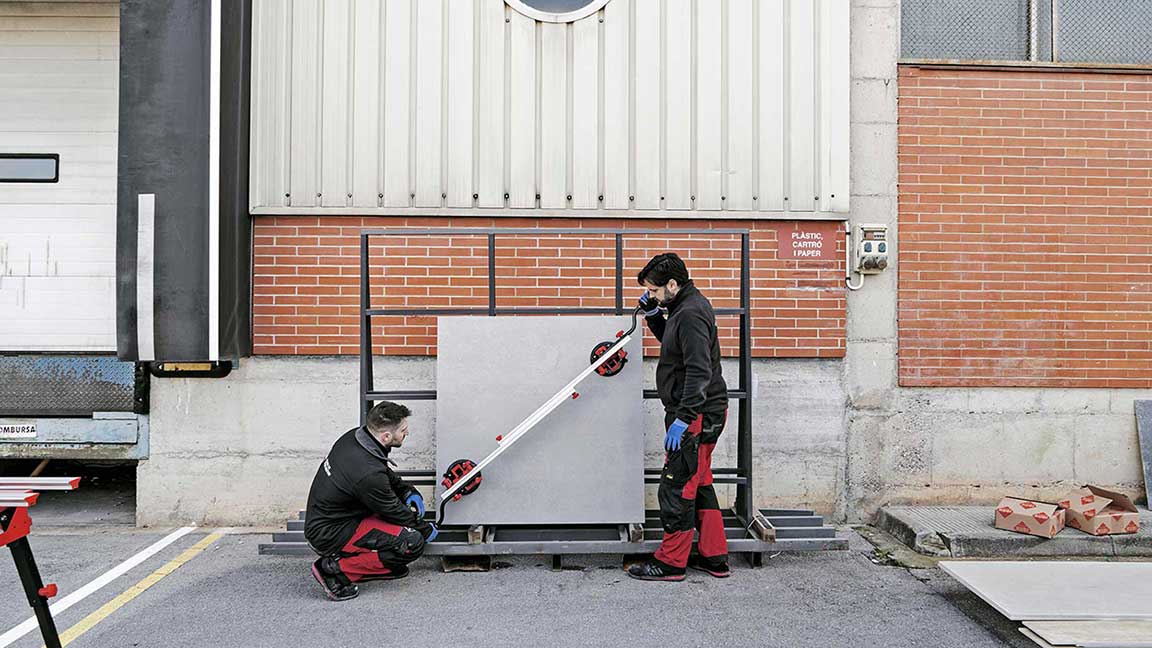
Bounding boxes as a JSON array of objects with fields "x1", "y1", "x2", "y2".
[{"x1": 359, "y1": 227, "x2": 756, "y2": 527}]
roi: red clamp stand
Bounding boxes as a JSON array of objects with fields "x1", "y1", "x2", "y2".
[{"x1": 0, "y1": 477, "x2": 81, "y2": 648}]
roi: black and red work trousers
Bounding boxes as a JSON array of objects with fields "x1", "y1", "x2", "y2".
[
  {"x1": 653, "y1": 410, "x2": 729, "y2": 569},
  {"x1": 333, "y1": 516, "x2": 426, "y2": 583}
]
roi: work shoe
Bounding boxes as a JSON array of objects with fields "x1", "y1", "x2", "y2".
[
  {"x1": 358, "y1": 564, "x2": 410, "y2": 582},
  {"x1": 687, "y1": 555, "x2": 731, "y2": 578},
  {"x1": 311, "y1": 557, "x2": 359, "y2": 601},
  {"x1": 626, "y1": 559, "x2": 686, "y2": 582}
]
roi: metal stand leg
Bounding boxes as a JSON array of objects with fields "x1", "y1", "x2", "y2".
[{"x1": 8, "y1": 537, "x2": 62, "y2": 648}]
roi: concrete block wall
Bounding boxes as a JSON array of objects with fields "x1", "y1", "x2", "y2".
[{"x1": 139, "y1": 356, "x2": 846, "y2": 527}]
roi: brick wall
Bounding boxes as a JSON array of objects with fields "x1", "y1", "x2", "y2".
[
  {"x1": 252, "y1": 216, "x2": 846, "y2": 358},
  {"x1": 898, "y1": 66, "x2": 1152, "y2": 388}
]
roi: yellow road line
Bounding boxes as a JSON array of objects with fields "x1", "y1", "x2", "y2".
[{"x1": 49, "y1": 531, "x2": 226, "y2": 647}]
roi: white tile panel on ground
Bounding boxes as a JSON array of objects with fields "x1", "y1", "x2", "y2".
[
  {"x1": 1023, "y1": 620, "x2": 1152, "y2": 647},
  {"x1": 940, "y1": 561, "x2": 1152, "y2": 621}
]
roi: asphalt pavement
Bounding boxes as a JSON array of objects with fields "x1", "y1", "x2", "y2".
[{"x1": 0, "y1": 527, "x2": 1039, "y2": 648}]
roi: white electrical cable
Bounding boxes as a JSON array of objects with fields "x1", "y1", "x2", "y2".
[{"x1": 845, "y1": 228, "x2": 864, "y2": 291}]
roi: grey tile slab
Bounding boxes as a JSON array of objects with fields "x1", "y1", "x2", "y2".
[
  {"x1": 1024, "y1": 620, "x2": 1152, "y2": 647},
  {"x1": 435, "y1": 316, "x2": 644, "y2": 525},
  {"x1": 940, "y1": 561, "x2": 1152, "y2": 621},
  {"x1": 1018, "y1": 628, "x2": 1057, "y2": 648}
]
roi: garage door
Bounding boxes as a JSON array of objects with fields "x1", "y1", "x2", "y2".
[{"x1": 0, "y1": 2, "x2": 118, "y2": 351}]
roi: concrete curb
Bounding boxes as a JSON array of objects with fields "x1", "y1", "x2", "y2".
[{"x1": 875, "y1": 506, "x2": 1152, "y2": 558}]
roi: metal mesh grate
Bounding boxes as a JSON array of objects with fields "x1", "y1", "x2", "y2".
[
  {"x1": 902, "y1": 0, "x2": 1030, "y2": 61},
  {"x1": 1056, "y1": 0, "x2": 1152, "y2": 65},
  {"x1": 0, "y1": 356, "x2": 140, "y2": 417},
  {"x1": 902, "y1": 0, "x2": 1152, "y2": 65}
]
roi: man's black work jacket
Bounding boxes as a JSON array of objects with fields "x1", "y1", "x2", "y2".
[
  {"x1": 304, "y1": 426, "x2": 432, "y2": 555},
  {"x1": 644, "y1": 281, "x2": 728, "y2": 422}
]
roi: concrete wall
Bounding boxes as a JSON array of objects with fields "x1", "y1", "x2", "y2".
[{"x1": 139, "y1": 356, "x2": 847, "y2": 526}]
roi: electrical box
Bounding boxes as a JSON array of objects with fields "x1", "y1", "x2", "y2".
[{"x1": 851, "y1": 224, "x2": 890, "y2": 274}]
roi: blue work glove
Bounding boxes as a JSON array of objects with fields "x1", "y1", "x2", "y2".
[
  {"x1": 405, "y1": 492, "x2": 425, "y2": 517},
  {"x1": 425, "y1": 523, "x2": 439, "y2": 542},
  {"x1": 664, "y1": 419, "x2": 690, "y2": 452},
  {"x1": 639, "y1": 291, "x2": 661, "y2": 317}
]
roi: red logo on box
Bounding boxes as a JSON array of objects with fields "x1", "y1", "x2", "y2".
[
  {"x1": 1082, "y1": 495, "x2": 1095, "y2": 505},
  {"x1": 1095, "y1": 523, "x2": 1109, "y2": 535},
  {"x1": 1083, "y1": 509, "x2": 1096, "y2": 519},
  {"x1": 1127, "y1": 521, "x2": 1139, "y2": 533},
  {"x1": 1014, "y1": 522, "x2": 1031, "y2": 533},
  {"x1": 1069, "y1": 517, "x2": 1082, "y2": 529},
  {"x1": 1020, "y1": 501, "x2": 1037, "y2": 509},
  {"x1": 1112, "y1": 514, "x2": 1124, "y2": 522},
  {"x1": 1058, "y1": 499, "x2": 1070, "y2": 508},
  {"x1": 997, "y1": 506, "x2": 1013, "y2": 518},
  {"x1": 1033, "y1": 512, "x2": 1050, "y2": 524}
]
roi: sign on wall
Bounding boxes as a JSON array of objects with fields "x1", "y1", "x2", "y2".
[{"x1": 776, "y1": 222, "x2": 841, "y2": 261}]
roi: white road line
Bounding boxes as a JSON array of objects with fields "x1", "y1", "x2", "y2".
[{"x1": 0, "y1": 526, "x2": 196, "y2": 648}]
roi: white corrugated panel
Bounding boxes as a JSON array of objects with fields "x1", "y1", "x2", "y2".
[
  {"x1": 288, "y1": 0, "x2": 321, "y2": 207},
  {"x1": 0, "y1": 3, "x2": 118, "y2": 351},
  {"x1": 539, "y1": 22, "x2": 567, "y2": 209},
  {"x1": 695, "y1": 0, "x2": 722, "y2": 211},
  {"x1": 819, "y1": 0, "x2": 850, "y2": 212},
  {"x1": 632, "y1": 0, "x2": 660, "y2": 210},
  {"x1": 759, "y1": 0, "x2": 786, "y2": 211},
  {"x1": 382, "y1": 0, "x2": 411, "y2": 207},
  {"x1": 570, "y1": 16, "x2": 599, "y2": 210},
  {"x1": 445, "y1": 0, "x2": 475, "y2": 208},
  {"x1": 788, "y1": 0, "x2": 817, "y2": 212},
  {"x1": 250, "y1": 0, "x2": 851, "y2": 217},
  {"x1": 602, "y1": 0, "x2": 629, "y2": 210},
  {"x1": 350, "y1": 0, "x2": 381, "y2": 206},
  {"x1": 727, "y1": 0, "x2": 756, "y2": 211},
  {"x1": 320, "y1": 0, "x2": 350, "y2": 207},
  {"x1": 414, "y1": 0, "x2": 443, "y2": 208},
  {"x1": 663, "y1": 0, "x2": 691, "y2": 211},
  {"x1": 508, "y1": 10, "x2": 536, "y2": 209}
]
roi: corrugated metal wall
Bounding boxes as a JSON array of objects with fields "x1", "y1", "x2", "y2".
[{"x1": 250, "y1": 0, "x2": 849, "y2": 216}]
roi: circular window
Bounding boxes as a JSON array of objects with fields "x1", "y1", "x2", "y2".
[{"x1": 505, "y1": 0, "x2": 613, "y2": 23}]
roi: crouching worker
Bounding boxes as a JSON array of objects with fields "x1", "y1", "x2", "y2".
[{"x1": 305, "y1": 401, "x2": 437, "y2": 601}]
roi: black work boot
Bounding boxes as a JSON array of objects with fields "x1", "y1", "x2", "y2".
[
  {"x1": 311, "y1": 557, "x2": 359, "y2": 601},
  {"x1": 358, "y1": 564, "x2": 410, "y2": 582},
  {"x1": 626, "y1": 558, "x2": 686, "y2": 582},
  {"x1": 687, "y1": 555, "x2": 731, "y2": 578}
]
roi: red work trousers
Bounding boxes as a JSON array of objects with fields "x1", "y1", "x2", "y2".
[{"x1": 653, "y1": 410, "x2": 729, "y2": 569}]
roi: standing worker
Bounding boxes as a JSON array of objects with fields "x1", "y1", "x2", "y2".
[
  {"x1": 629, "y1": 253, "x2": 730, "y2": 581},
  {"x1": 304, "y1": 401, "x2": 438, "y2": 601}
]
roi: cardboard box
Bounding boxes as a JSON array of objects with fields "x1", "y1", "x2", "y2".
[
  {"x1": 994, "y1": 497, "x2": 1066, "y2": 538},
  {"x1": 1057, "y1": 485, "x2": 1141, "y2": 536}
]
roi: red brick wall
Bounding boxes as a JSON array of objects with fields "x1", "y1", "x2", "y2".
[
  {"x1": 252, "y1": 216, "x2": 846, "y2": 358},
  {"x1": 898, "y1": 66, "x2": 1152, "y2": 388}
]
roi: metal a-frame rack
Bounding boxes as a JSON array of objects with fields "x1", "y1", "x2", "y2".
[{"x1": 260, "y1": 227, "x2": 845, "y2": 565}]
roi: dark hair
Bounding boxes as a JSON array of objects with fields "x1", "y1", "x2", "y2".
[
  {"x1": 366, "y1": 401, "x2": 412, "y2": 434},
  {"x1": 637, "y1": 252, "x2": 690, "y2": 287}
]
